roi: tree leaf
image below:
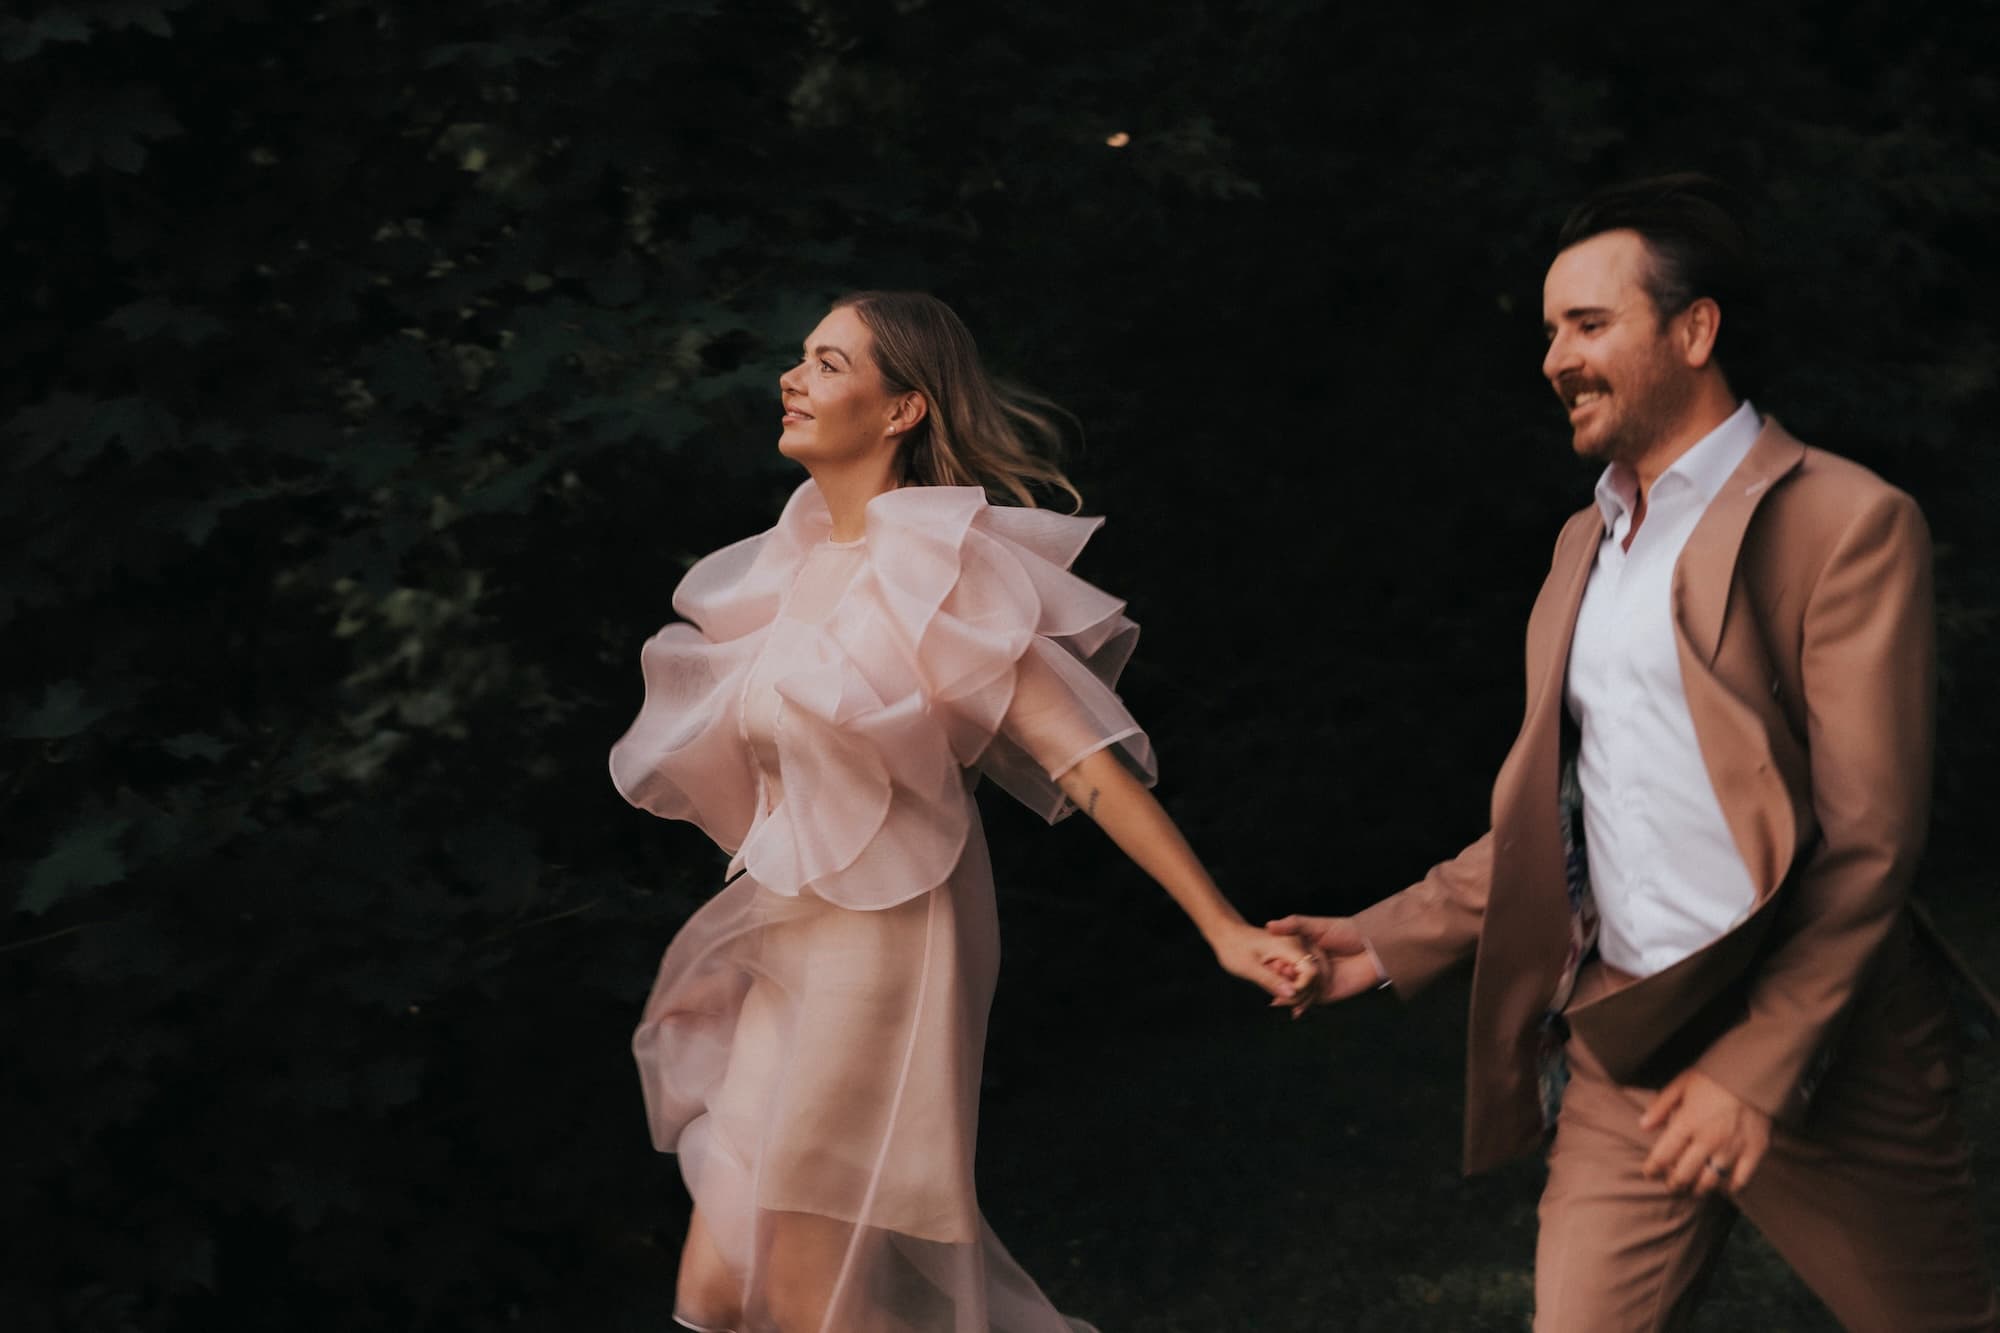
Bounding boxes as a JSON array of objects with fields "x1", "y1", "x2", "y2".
[
  {"x1": 361, "y1": 337, "x2": 443, "y2": 410},
  {"x1": 162, "y1": 732, "x2": 230, "y2": 761},
  {"x1": 26, "y1": 86, "x2": 183, "y2": 177},
  {"x1": 22, "y1": 815, "x2": 131, "y2": 914},
  {"x1": 8, "y1": 679, "x2": 112, "y2": 739},
  {"x1": 81, "y1": 396, "x2": 180, "y2": 466},
  {"x1": 586, "y1": 251, "x2": 643, "y2": 307},
  {"x1": 0, "y1": 11, "x2": 94, "y2": 63},
  {"x1": 5, "y1": 392, "x2": 97, "y2": 470},
  {"x1": 98, "y1": 2, "x2": 177, "y2": 39},
  {"x1": 105, "y1": 298, "x2": 226, "y2": 346},
  {"x1": 490, "y1": 308, "x2": 582, "y2": 405},
  {"x1": 460, "y1": 456, "x2": 554, "y2": 515},
  {"x1": 3, "y1": 393, "x2": 175, "y2": 471}
]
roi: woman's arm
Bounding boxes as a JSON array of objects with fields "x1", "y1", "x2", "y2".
[{"x1": 1053, "y1": 746, "x2": 1311, "y2": 1005}]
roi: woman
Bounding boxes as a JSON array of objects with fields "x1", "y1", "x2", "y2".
[{"x1": 610, "y1": 291, "x2": 1315, "y2": 1332}]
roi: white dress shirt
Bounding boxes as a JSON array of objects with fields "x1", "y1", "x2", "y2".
[{"x1": 1564, "y1": 400, "x2": 1764, "y2": 977}]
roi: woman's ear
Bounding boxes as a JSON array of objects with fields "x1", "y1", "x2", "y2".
[{"x1": 887, "y1": 391, "x2": 928, "y2": 436}]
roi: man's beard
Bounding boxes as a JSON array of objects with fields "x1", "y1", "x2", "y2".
[{"x1": 1573, "y1": 361, "x2": 1694, "y2": 466}]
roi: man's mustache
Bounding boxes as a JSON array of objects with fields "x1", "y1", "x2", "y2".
[{"x1": 1555, "y1": 375, "x2": 1610, "y2": 407}]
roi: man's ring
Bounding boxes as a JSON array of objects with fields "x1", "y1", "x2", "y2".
[{"x1": 1705, "y1": 1158, "x2": 1733, "y2": 1176}]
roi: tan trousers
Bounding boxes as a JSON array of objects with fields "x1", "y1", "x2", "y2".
[{"x1": 1534, "y1": 962, "x2": 1998, "y2": 1333}]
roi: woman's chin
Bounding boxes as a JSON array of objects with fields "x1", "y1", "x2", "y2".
[{"x1": 778, "y1": 435, "x2": 863, "y2": 468}]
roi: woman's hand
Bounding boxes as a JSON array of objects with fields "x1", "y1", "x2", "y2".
[{"x1": 1209, "y1": 920, "x2": 1319, "y2": 1014}]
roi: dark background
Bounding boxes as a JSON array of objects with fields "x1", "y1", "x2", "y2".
[{"x1": 5, "y1": 1, "x2": 1996, "y2": 1329}]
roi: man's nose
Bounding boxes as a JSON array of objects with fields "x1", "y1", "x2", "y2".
[{"x1": 1542, "y1": 332, "x2": 1576, "y2": 383}]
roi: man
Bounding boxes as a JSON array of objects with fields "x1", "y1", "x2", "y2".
[{"x1": 1274, "y1": 175, "x2": 1996, "y2": 1331}]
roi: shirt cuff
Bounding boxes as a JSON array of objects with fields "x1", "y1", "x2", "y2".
[{"x1": 1364, "y1": 942, "x2": 1392, "y2": 990}]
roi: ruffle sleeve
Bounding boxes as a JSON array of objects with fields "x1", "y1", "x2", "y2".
[
  {"x1": 849, "y1": 488, "x2": 1155, "y2": 822},
  {"x1": 609, "y1": 480, "x2": 1156, "y2": 911},
  {"x1": 606, "y1": 486, "x2": 823, "y2": 852}
]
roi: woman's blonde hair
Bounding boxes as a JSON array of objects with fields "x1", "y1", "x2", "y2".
[{"x1": 832, "y1": 290, "x2": 1081, "y2": 510}]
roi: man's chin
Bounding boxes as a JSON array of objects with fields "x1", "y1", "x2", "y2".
[{"x1": 1568, "y1": 424, "x2": 1618, "y2": 463}]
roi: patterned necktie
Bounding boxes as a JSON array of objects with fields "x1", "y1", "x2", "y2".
[{"x1": 1538, "y1": 732, "x2": 1601, "y2": 1129}]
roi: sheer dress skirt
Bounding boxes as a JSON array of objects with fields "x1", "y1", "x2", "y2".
[{"x1": 635, "y1": 815, "x2": 1096, "y2": 1332}]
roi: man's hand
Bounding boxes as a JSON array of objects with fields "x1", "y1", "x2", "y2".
[
  {"x1": 1265, "y1": 915, "x2": 1387, "y2": 1008},
  {"x1": 1639, "y1": 1068, "x2": 1772, "y2": 1197}
]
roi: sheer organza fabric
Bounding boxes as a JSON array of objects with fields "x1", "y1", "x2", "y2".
[{"x1": 610, "y1": 480, "x2": 1153, "y2": 1332}]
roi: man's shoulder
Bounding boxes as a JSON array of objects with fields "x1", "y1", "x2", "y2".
[{"x1": 1763, "y1": 422, "x2": 1925, "y2": 531}]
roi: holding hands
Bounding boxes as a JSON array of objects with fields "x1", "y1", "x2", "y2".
[
  {"x1": 1207, "y1": 920, "x2": 1322, "y2": 1018},
  {"x1": 1263, "y1": 914, "x2": 1390, "y2": 1014}
]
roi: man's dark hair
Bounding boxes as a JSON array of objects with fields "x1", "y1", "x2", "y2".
[{"x1": 1557, "y1": 173, "x2": 1764, "y2": 396}]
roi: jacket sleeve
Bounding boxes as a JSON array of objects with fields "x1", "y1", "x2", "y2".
[
  {"x1": 1352, "y1": 830, "x2": 1495, "y2": 997},
  {"x1": 1695, "y1": 489, "x2": 1936, "y2": 1122},
  {"x1": 1346, "y1": 511, "x2": 1600, "y2": 1000}
]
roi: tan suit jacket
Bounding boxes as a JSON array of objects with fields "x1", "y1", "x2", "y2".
[{"x1": 1355, "y1": 418, "x2": 1943, "y2": 1174}]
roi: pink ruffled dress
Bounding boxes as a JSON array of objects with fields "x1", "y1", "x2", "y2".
[{"x1": 610, "y1": 479, "x2": 1155, "y2": 1333}]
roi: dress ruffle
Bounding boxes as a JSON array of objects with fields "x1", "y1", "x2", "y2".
[{"x1": 609, "y1": 479, "x2": 1155, "y2": 912}]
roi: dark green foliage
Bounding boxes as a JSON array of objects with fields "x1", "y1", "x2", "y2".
[{"x1": 3, "y1": 1, "x2": 1996, "y2": 1329}]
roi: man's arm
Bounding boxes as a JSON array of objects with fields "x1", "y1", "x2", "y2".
[
  {"x1": 1327, "y1": 831, "x2": 1496, "y2": 998},
  {"x1": 1271, "y1": 511, "x2": 1594, "y2": 1002},
  {"x1": 1265, "y1": 833, "x2": 1492, "y2": 1006},
  {"x1": 1695, "y1": 488, "x2": 1935, "y2": 1121}
]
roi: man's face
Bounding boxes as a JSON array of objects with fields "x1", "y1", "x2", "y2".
[{"x1": 1540, "y1": 229, "x2": 1695, "y2": 466}]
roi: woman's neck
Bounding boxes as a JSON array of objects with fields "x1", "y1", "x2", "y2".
[{"x1": 808, "y1": 458, "x2": 898, "y2": 543}]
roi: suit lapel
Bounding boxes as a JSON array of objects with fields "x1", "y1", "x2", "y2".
[
  {"x1": 1461, "y1": 506, "x2": 1605, "y2": 1171},
  {"x1": 1528, "y1": 508, "x2": 1606, "y2": 722},
  {"x1": 1672, "y1": 419, "x2": 1807, "y2": 665}
]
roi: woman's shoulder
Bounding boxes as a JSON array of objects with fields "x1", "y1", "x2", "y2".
[
  {"x1": 668, "y1": 481, "x2": 833, "y2": 639},
  {"x1": 856, "y1": 485, "x2": 1130, "y2": 655},
  {"x1": 865, "y1": 484, "x2": 1106, "y2": 568}
]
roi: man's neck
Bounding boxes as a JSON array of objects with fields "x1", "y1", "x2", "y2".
[
  {"x1": 1617, "y1": 387, "x2": 1745, "y2": 550},
  {"x1": 1629, "y1": 387, "x2": 1744, "y2": 497}
]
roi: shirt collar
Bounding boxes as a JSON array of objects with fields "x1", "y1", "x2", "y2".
[{"x1": 1593, "y1": 399, "x2": 1762, "y2": 530}]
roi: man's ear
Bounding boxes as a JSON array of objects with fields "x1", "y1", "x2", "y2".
[{"x1": 1680, "y1": 297, "x2": 1722, "y2": 369}]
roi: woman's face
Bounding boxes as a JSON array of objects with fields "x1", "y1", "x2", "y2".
[{"x1": 777, "y1": 306, "x2": 901, "y2": 468}]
